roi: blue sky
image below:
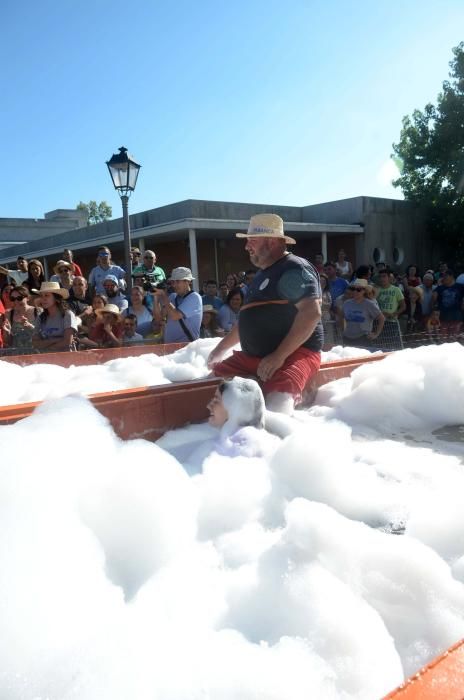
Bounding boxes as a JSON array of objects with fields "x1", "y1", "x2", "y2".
[{"x1": 1, "y1": 0, "x2": 463, "y2": 219}]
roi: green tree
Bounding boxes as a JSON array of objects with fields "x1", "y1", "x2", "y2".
[
  {"x1": 77, "y1": 200, "x2": 112, "y2": 225},
  {"x1": 392, "y1": 42, "x2": 464, "y2": 259}
]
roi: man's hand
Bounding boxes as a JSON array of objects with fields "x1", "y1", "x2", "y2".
[
  {"x1": 207, "y1": 346, "x2": 225, "y2": 370},
  {"x1": 257, "y1": 350, "x2": 286, "y2": 382}
]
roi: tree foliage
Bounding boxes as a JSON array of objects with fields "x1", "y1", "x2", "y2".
[
  {"x1": 392, "y1": 42, "x2": 464, "y2": 256},
  {"x1": 77, "y1": 200, "x2": 112, "y2": 226}
]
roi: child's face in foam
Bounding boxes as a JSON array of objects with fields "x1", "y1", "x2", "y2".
[{"x1": 207, "y1": 387, "x2": 229, "y2": 428}]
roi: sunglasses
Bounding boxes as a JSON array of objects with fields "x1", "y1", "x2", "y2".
[
  {"x1": 10, "y1": 295, "x2": 25, "y2": 301},
  {"x1": 349, "y1": 287, "x2": 364, "y2": 292}
]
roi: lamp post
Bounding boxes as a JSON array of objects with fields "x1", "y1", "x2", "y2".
[{"x1": 106, "y1": 146, "x2": 141, "y2": 294}]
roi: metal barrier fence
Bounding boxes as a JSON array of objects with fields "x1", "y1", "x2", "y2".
[{"x1": 322, "y1": 319, "x2": 463, "y2": 353}]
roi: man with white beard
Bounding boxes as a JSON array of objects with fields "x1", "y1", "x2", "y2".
[{"x1": 207, "y1": 213, "x2": 322, "y2": 414}]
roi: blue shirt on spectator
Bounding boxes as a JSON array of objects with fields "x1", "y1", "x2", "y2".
[
  {"x1": 328, "y1": 277, "x2": 348, "y2": 306},
  {"x1": 202, "y1": 294, "x2": 223, "y2": 310},
  {"x1": 164, "y1": 291, "x2": 202, "y2": 343},
  {"x1": 89, "y1": 265, "x2": 126, "y2": 295}
]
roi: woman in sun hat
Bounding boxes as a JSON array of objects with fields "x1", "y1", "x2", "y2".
[
  {"x1": 86, "y1": 303, "x2": 124, "y2": 348},
  {"x1": 342, "y1": 278, "x2": 385, "y2": 349},
  {"x1": 32, "y1": 281, "x2": 79, "y2": 353},
  {"x1": 200, "y1": 304, "x2": 224, "y2": 338}
]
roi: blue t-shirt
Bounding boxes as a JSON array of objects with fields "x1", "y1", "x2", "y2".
[
  {"x1": 88, "y1": 265, "x2": 126, "y2": 295},
  {"x1": 239, "y1": 253, "x2": 323, "y2": 356},
  {"x1": 328, "y1": 277, "x2": 348, "y2": 305},
  {"x1": 202, "y1": 295, "x2": 223, "y2": 310},
  {"x1": 164, "y1": 291, "x2": 202, "y2": 343},
  {"x1": 435, "y1": 284, "x2": 464, "y2": 321},
  {"x1": 343, "y1": 298, "x2": 381, "y2": 338}
]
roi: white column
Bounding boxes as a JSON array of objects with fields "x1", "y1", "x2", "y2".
[
  {"x1": 138, "y1": 237, "x2": 145, "y2": 253},
  {"x1": 188, "y1": 228, "x2": 199, "y2": 292},
  {"x1": 321, "y1": 232, "x2": 328, "y2": 263},
  {"x1": 43, "y1": 257, "x2": 49, "y2": 280}
]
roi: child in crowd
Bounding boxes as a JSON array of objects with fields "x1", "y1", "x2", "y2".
[
  {"x1": 426, "y1": 309, "x2": 441, "y2": 341},
  {"x1": 123, "y1": 313, "x2": 144, "y2": 344}
]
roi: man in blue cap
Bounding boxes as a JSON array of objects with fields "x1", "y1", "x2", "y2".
[{"x1": 102, "y1": 274, "x2": 128, "y2": 312}]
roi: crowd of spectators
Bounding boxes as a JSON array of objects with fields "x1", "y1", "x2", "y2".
[
  {"x1": 320, "y1": 255, "x2": 464, "y2": 351},
  {"x1": 0, "y1": 247, "x2": 250, "y2": 356},
  {"x1": 0, "y1": 246, "x2": 463, "y2": 357}
]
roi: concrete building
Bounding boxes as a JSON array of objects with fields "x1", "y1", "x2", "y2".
[
  {"x1": 0, "y1": 196, "x2": 430, "y2": 289},
  {"x1": 0, "y1": 209, "x2": 88, "y2": 252}
]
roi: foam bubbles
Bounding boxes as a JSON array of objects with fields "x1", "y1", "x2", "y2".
[{"x1": 1, "y1": 343, "x2": 464, "y2": 698}]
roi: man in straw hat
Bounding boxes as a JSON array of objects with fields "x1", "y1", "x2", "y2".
[{"x1": 207, "y1": 213, "x2": 323, "y2": 413}]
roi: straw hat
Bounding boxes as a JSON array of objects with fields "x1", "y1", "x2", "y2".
[
  {"x1": 32, "y1": 281, "x2": 69, "y2": 299},
  {"x1": 202, "y1": 304, "x2": 218, "y2": 314},
  {"x1": 53, "y1": 260, "x2": 74, "y2": 274},
  {"x1": 349, "y1": 278, "x2": 369, "y2": 288},
  {"x1": 236, "y1": 213, "x2": 296, "y2": 245},
  {"x1": 96, "y1": 303, "x2": 121, "y2": 318}
]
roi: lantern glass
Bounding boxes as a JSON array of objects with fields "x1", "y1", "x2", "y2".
[{"x1": 106, "y1": 147, "x2": 141, "y2": 193}]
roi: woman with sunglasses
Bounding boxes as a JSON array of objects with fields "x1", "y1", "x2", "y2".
[
  {"x1": 32, "y1": 282, "x2": 79, "y2": 353},
  {"x1": 342, "y1": 279, "x2": 385, "y2": 349},
  {"x1": 1, "y1": 285, "x2": 39, "y2": 354}
]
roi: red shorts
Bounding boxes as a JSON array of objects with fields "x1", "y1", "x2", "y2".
[{"x1": 212, "y1": 347, "x2": 321, "y2": 400}]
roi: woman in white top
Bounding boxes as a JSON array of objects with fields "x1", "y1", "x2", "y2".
[{"x1": 335, "y1": 249, "x2": 353, "y2": 280}]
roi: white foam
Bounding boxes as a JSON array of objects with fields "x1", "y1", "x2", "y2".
[
  {"x1": 1, "y1": 343, "x2": 464, "y2": 698},
  {"x1": 0, "y1": 339, "x2": 375, "y2": 406}
]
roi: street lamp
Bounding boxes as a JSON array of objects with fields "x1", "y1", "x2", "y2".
[{"x1": 106, "y1": 146, "x2": 141, "y2": 293}]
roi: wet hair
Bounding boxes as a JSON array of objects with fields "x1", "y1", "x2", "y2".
[
  {"x1": 220, "y1": 378, "x2": 265, "y2": 430},
  {"x1": 226, "y1": 287, "x2": 244, "y2": 306}
]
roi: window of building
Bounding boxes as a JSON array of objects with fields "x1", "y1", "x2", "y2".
[{"x1": 393, "y1": 247, "x2": 404, "y2": 265}]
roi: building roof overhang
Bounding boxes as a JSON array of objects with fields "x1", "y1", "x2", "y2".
[{"x1": 0, "y1": 217, "x2": 363, "y2": 264}]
